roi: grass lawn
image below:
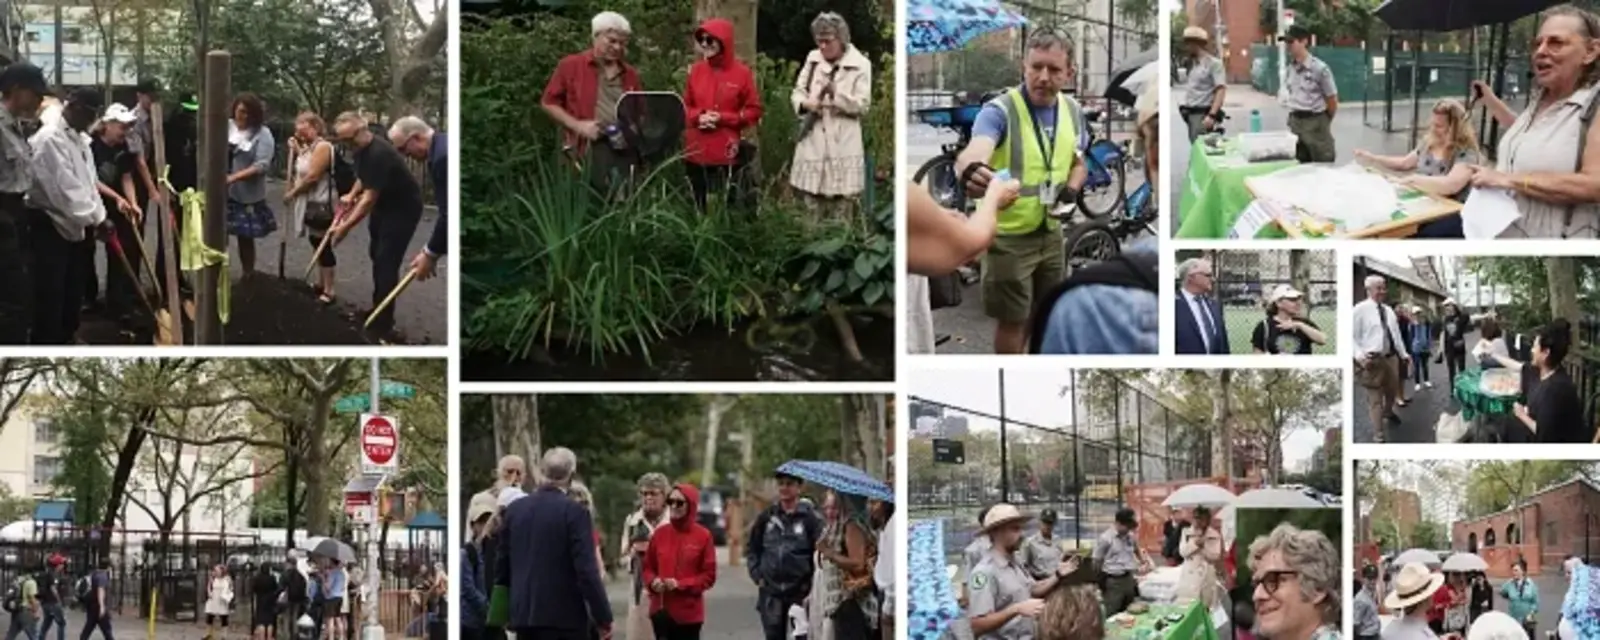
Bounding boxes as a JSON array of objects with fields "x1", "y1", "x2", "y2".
[{"x1": 1221, "y1": 306, "x2": 1338, "y2": 355}]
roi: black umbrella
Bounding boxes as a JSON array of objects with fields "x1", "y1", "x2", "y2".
[
  {"x1": 1375, "y1": 0, "x2": 1564, "y2": 32},
  {"x1": 1105, "y1": 48, "x2": 1158, "y2": 107}
]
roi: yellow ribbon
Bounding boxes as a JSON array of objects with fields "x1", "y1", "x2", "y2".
[{"x1": 177, "y1": 188, "x2": 231, "y2": 325}]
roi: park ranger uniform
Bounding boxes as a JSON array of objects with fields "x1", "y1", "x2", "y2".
[
  {"x1": 967, "y1": 552, "x2": 1036, "y2": 640},
  {"x1": 1181, "y1": 51, "x2": 1226, "y2": 142},
  {"x1": 963, "y1": 534, "x2": 992, "y2": 583},
  {"x1": 1282, "y1": 51, "x2": 1339, "y2": 163},
  {"x1": 1092, "y1": 526, "x2": 1143, "y2": 615},
  {"x1": 1017, "y1": 533, "x2": 1064, "y2": 581}
]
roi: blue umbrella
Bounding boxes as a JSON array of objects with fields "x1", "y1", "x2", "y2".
[
  {"x1": 907, "y1": 0, "x2": 1029, "y2": 55},
  {"x1": 775, "y1": 460, "x2": 893, "y2": 503}
]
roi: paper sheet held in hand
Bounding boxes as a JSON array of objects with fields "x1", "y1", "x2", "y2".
[{"x1": 1460, "y1": 188, "x2": 1522, "y2": 239}]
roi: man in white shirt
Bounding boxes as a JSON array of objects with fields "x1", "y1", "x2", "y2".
[
  {"x1": 27, "y1": 88, "x2": 109, "y2": 345},
  {"x1": 1351, "y1": 274, "x2": 1409, "y2": 442}
]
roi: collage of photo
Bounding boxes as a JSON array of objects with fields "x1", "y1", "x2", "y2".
[{"x1": 0, "y1": 0, "x2": 1597, "y2": 639}]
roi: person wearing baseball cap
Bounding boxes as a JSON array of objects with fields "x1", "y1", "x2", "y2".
[
  {"x1": 24, "y1": 86, "x2": 110, "y2": 345},
  {"x1": 746, "y1": 469, "x2": 823, "y2": 640},
  {"x1": 966, "y1": 504, "x2": 1080, "y2": 640},
  {"x1": 1278, "y1": 25, "x2": 1340, "y2": 163},
  {"x1": 87, "y1": 101, "x2": 146, "y2": 331},
  {"x1": 1251, "y1": 283, "x2": 1327, "y2": 355},
  {"x1": 1178, "y1": 25, "x2": 1226, "y2": 141},
  {"x1": 1091, "y1": 507, "x2": 1154, "y2": 615},
  {"x1": 1017, "y1": 508, "x2": 1065, "y2": 581},
  {"x1": 1382, "y1": 562, "x2": 1446, "y2": 640},
  {"x1": 0, "y1": 62, "x2": 49, "y2": 343}
]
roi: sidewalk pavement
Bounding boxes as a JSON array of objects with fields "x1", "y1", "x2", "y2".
[
  {"x1": 605, "y1": 548, "x2": 762, "y2": 639},
  {"x1": 1352, "y1": 331, "x2": 1482, "y2": 443}
]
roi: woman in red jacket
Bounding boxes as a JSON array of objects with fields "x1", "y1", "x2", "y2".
[
  {"x1": 683, "y1": 18, "x2": 762, "y2": 213},
  {"x1": 644, "y1": 484, "x2": 717, "y2": 639}
]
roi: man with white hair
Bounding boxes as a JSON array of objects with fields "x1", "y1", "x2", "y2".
[
  {"x1": 389, "y1": 116, "x2": 446, "y2": 282},
  {"x1": 500, "y1": 447, "x2": 612, "y2": 639},
  {"x1": 331, "y1": 111, "x2": 423, "y2": 343},
  {"x1": 1352, "y1": 274, "x2": 1409, "y2": 442},
  {"x1": 1174, "y1": 257, "x2": 1228, "y2": 355},
  {"x1": 543, "y1": 11, "x2": 641, "y2": 187},
  {"x1": 619, "y1": 472, "x2": 670, "y2": 640}
]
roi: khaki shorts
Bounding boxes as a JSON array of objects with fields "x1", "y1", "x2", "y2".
[{"x1": 981, "y1": 231, "x2": 1064, "y2": 323}]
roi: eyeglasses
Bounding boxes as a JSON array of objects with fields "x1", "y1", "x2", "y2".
[
  {"x1": 639, "y1": 489, "x2": 663, "y2": 498},
  {"x1": 666, "y1": 499, "x2": 687, "y2": 507},
  {"x1": 1253, "y1": 570, "x2": 1301, "y2": 595}
]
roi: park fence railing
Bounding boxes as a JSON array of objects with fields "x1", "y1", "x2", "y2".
[
  {"x1": 908, "y1": 372, "x2": 1210, "y2": 562},
  {"x1": 1176, "y1": 250, "x2": 1338, "y2": 355}
]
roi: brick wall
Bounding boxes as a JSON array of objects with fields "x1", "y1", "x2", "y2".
[{"x1": 1451, "y1": 480, "x2": 1600, "y2": 577}]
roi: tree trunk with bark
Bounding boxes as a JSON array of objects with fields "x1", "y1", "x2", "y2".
[
  {"x1": 840, "y1": 395, "x2": 885, "y2": 478},
  {"x1": 1210, "y1": 369, "x2": 1233, "y2": 481},
  {"x1": 1546, "y1": 257, "x2": 1581, "y2": 341},
  {"x1": 367, "y1": 0, "x2": 449, "y2": 118},
  {"x1": 99, "y1": 409, "x2": 153, "y2": 559},
  {"x1": 492, "y1": 395, "x2": 541, "y2": 485}
]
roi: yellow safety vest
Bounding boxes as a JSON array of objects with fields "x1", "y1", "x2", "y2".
[{"x1": 989, "y1": 88, "x2": 1080, "y2": 236}]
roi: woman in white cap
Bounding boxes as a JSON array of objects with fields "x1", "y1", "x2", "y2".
[
  {"x1": 1252, "y1": 284, "x2": 1327, "y2": 355},
  {"x1": 1382, "y1": 562, "x2": 1444, "y2": 640}
]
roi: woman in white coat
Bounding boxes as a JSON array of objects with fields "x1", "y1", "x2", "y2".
[
  {"x1": 789, "y1": 12, "x2": 872, "y2": 224},
  {"x1": 1174, "y1": 506, "x2": 1223, "y2": 609},
  {"x1": 205, "y1": 564, "x2": 235, "y2": 638}
]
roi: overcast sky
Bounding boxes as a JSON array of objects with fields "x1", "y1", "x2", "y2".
[{"x1": 908, "y1": 367, "x2": 1328, "y2": 470}]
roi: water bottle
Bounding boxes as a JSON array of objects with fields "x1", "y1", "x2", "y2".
[
  {"x1": 1249, "y1": 110, "x2": 1263, "y2": 133},
  {"x1": 994, "y1": 169, "x2": 1012, "y2": 182}
]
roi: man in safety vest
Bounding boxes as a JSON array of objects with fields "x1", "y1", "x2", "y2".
[{"x1": 955, "y1": 29, "x2": 1088, "y2": 354}]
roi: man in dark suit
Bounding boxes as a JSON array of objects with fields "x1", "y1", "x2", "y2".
[
  {"x1": 500, "y1": 447, "x2": 612, "y2": 640},
  {"x1": 1174, "y1": 257, "x2": 1229, "y2": 354}
]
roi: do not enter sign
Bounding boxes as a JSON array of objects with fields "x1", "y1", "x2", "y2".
[{"x1": 359, "y1": 413, "x2": 399, "y2": 472}]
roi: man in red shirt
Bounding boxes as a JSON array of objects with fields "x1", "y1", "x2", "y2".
[{"x1": 542, "y1": 11, "x2": 642, "y2": 189}]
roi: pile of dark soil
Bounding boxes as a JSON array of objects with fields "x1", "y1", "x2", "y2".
[{"x1": 80, "y1": 277, "x2": 380, "y2": 345}]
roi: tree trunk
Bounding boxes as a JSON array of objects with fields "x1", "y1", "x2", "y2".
[
  {"x1": 492, "y1": 395, "x2": 541, "y2": 486},
  {"x1": 100, "y1": 410, "x2": 153, "y2": 558},
  {"x1": 1210, "y1": 370, "x2": 1233, "y2": 481},
  {"x1": 840, "y1": 395, "x2": 884, "y2": 478},
  {"x1": 301, "y1": 393, "x2": 337, "y2": 535},
  {"x1": 701, "y1": 396, "x2": 737, "y2": 487},
  {"x1": 285, "y1": 428, "x2": 301, "y2": 547},
  {"x1": 694, "y1": 0, "x2": 759, "y2": 68},
  {"x1": 367, "y1": 0, "x2": 449, "y2": 117},
  {"x1": 1290, "y1": 249, "x2": 1311, "y2": 295},
  {"x1": 1546, "y1": 257, "x2": 1581, "y2": 342}
]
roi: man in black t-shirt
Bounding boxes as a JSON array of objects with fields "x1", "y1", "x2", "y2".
[
  {"x1": 89, "y1": 105, "x2": 146, "y2": 327},
  {"x1": 331, "y1": 112, "x2": 422, "y2": 343}
]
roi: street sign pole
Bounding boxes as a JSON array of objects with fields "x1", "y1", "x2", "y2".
[{"x1": 363, "y1": 358, "x2": 383, "y2": 640}]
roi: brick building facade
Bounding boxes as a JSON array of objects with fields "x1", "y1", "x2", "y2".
[{"x1": 1451, "y1": 477, "x2": 1600, "y2": 577}]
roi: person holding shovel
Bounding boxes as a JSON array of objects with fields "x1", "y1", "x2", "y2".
[
  {"x1": 225, "y1": 93, "x2": 277, "y2": 280},
  {"x1": 330, "y1": 111, "x2": 423, "y2": 344},
  {"x1": 89, "y1": 104, "x2": 145, "y2": 332},
  {"x1": 388, "y1": 116, "x2": 446, "y2": 282},
  {"x1": 0, "y1": 63, "x2": 47, "y2": 344},
  {"x1": 26, "y1": 88, "x2": 110, "y2": 345},
  {"x1": 285, "y1": 112, "x2": 340, "y2": 304}
]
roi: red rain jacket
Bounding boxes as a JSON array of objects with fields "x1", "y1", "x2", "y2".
[
  {"x1": 643, "y1": 484, "x2": 717, "y2": 624},
  {"x1": 683, "y1": 19, "x2": 762, "y2": 166}
]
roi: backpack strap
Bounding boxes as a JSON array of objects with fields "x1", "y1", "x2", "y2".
[
  {"x1": 1027, "y1": 250, "x2": 1158, "y2": 354},
  {"x1": 1565, "y1": 84, "x2": 1600, "y2": 238}
]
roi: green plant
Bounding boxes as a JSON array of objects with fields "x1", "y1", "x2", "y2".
[{"x1": 788, "y1": 200, "x2": 896, "y2": 314}]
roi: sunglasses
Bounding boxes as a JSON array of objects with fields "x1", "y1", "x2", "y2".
[
  {"x1": 697, "y1": 36, "x2": 718, "y2": 47},
  {"x1": 667, "y1": 498, "x2": 687, "y2": 507},
  {"x1": 1252, "y1": 570, "x2": 1301, "y2": 595}
]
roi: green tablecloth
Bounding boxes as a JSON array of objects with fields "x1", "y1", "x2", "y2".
[
  {"x1": 1453, "y1": 368, "x2": 1520, "y2": 421},
  {"x1": 1105, "y1": 601, "x2": 1217, "y2": 640},
  {"x1": 1177, "y1": 139, "x2": 1297, "y2": 239}
]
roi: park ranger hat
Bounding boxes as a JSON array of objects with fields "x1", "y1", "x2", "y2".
[
  {"x1": 1182, "y1": 26, "x2": 1209, "y2": 43},
  {"x1": 980, "y1": 503, "x2": 1032, "y2": 534},
  {"x1": 1383, "y1": 562, "x2": 1445, "y2": 610},
  {"x1": 1279, "y1": 26, "x2": 1313, "y2": 42}
]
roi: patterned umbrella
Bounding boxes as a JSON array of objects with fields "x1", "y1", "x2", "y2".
[
  {"x1": 1564, "y1": 562, "x2": 1600, "y2": 639},
  {"x1": 907, "y1": 0, "x2": 1029, "y2": 55},
  {"x1": 775, "y1": 460, "x2": 893, "y2": 503},
  {"x1": 909, "y1": 520, "x2": 961, "y2": 640}
]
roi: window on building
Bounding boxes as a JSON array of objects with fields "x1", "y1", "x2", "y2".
[
  {"x1": 1486, "y1": 529, "x2": 1497, "y2": 546},
  {"x1": 34, "y1": 419, "x2": 57, "y2": 444},
  {"x1": 1545, "y1": 520, "x2": 1558, "y2": 546},
  {"x1": 1507, "y1": 523, "x2": 1520, "y2": 545},
  {"x1": 32, "y1": 456, "x2": 60, "y2": 487},
  {"x1": 60, "y1": 27, "x2": 82, "y2": 44}
]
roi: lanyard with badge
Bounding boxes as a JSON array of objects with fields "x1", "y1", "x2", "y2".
[{"x1": 1028, "y1": 97, "x2": 1060, "y2": 206}]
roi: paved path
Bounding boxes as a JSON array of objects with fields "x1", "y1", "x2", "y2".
[
  {"x1": 32, "y1": 612, "x2": 416, "y2": 640},
  {"x1": 606, "y1": 548, "x2": 761, "y2": 639},
  {"x1": 1352, "y1": 331, "x2": 1480, "y2": 443}
]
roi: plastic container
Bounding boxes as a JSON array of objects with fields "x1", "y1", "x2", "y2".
[
  {"x1": 1236, "y1": 131, "x2": 1298, "y2": 162},
  {"x1": 1249, "y1": 109, "x2": 1262, "y2": 133},
  {"x1": 994, "y1": 169, "x2": 1012, "y2": 181}
]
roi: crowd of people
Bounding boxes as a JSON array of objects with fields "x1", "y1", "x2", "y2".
[
  {"x1": 0, "y1": 62, "x2": 448, "y2": 345},
  {"x1": 904, "y1": 30, "x2": 1162, "y2": 355},
  {"x1": 459, "y1": 452, "x2": 897, "y2": 640},
  {"x1": 948, "y1": 503, "x2": 1342, "y2": 640},
  {"x1": 1355, "y1": 556, "x2": 1598, "y2": 640},
  {"x1": 542, "y1": 10, "x2": 872, "y2": 220}
]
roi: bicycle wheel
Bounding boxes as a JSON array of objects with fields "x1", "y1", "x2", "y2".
[
  {"x1": 913, "y1": 154, "x2": 967, "y2": 212},
  {"x1": 1061, "y1": 221, "x2": 1121, "y2": 275},
  {"x1": 1076, "y1": 152, "x2": 1126, "y2": 219}
]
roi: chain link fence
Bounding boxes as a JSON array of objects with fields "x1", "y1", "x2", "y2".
[
  {"x1": 907, "y1": 371, "x2": 1211, "y2": 562},
  {"x1": 1177, "y1": 250, "x2": 1338, "y2": 355}
]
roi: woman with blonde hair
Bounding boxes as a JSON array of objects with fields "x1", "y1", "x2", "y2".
[
  {"x1": 284, "y1": 111, "x2": 339, "y2": 303},
  {"x1": 1036, "y1": 584, "x2": 1104, "y2": 640},
  {"x1": 1353, "y1": 98, "x2": 1482, "y2": 237}
]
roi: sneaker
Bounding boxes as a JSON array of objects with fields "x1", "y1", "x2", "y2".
[
  {"x1": 1415, "y1": 383, "x2": 1423, "y2": 392},
  {"x1": 1426, "y1": 381, "x2": 1435, "y2": 389}
]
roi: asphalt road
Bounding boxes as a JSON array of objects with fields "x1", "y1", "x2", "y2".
[
  {"x1": 91, "y1": 178, "x2": 447, "y2": 345},
  {"x1": 1352, "y1": 331, "x2": 1480, "y2": 443},
  {"x1": 1376, "y1": 574, "x2": 1568, "y2": 637},
  {"x1": 607, "y1": 548, "x2": 763, "y2": 639},
  {"x1": 908, "y1": 122, "x2": 1150, "y2": 354}
]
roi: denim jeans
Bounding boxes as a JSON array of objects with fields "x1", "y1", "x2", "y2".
[{"x1": 38, "y1": 604, "x2": 63, "y2": 640}]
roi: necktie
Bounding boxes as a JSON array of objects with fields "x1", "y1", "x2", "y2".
[
  {"x1": 1378, "y1": 304, "x2": 1397, "y2": 355},
  {"x1": 1197, "y1": 297, "x2": 1219, "y2": 353}
]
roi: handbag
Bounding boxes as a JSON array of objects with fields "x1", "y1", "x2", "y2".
[
  {"x1": 928, "y1": 272, "x2": 962, "y2": 310},
  {"x1": 302, "y1": 142, "x2": 337, "y2": 230}
]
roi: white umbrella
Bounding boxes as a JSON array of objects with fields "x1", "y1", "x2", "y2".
[
  {"x1": 1442, "y1": 553, "x2": 1488, "y2": 573},
  {"x1": 1393, "y1": 548, "x2": 1443, "y2": 568},
  {"x1": 1163, "y1": 484, "x2": 1237, "y2": 508},
  {"x1": 1219, "y1": 488, "x2": 1327, "y2": 541}
]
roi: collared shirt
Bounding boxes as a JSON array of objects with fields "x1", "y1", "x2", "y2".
[
  {"x1": 1284, "y1": 55, "x2": 1338, "y2": 113},
  {"x1": 27, "y1": 103, "x2": 106, "y2": 242},
  {"x1": 963, "y1": 535, "x2": 991, "y2": 582},
  {"x1": 542, "y1": 50, "x2": 642, "y2": 149},
  {"x1": 967, "y1": 552, "x2": 1035, "y2": 640},
  {"x1": 1351, "y1": 298, "x2": 1406, "y2": 358},
  {"x1": 1183, "y1": 54, "x2": 1226, "y2": 109},
  {"x1": 0, "y1": 107, "x2": 34, "y2": 194},
  {"x1": 1017, "y1": 533, "x2": 1064, "y2": 580},
  {"x1": 1381, "y1": 614, "x2": 1437, "y2": 640},
  {"x1": 1092, "y1": 527, "x2": 1140, "y2": 575},
  {"x1": 129, "y1": 103, "x2": 153, "y2": 162},
  {"x1": 1181, "y1": 289, "x2": 1216, "y2": 352},
  {"x1": 1354, "y1": 587, "x2": 1381, "y2": 635}
]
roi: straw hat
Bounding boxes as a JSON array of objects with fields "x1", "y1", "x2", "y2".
[
  {"x1": 980, "y1": 503, "x2": 1032, "y2": 534},
  {"x1": 1182, "y1": 26, "x2": 1209, "y2": 43},
  {"x1": 1384, "y1": 562, "x2": 1446, "y2": 610}
]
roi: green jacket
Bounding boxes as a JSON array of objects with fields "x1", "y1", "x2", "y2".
[{"x1": 1499, "y1": 578, "x2": 1539, "y2": 623}]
